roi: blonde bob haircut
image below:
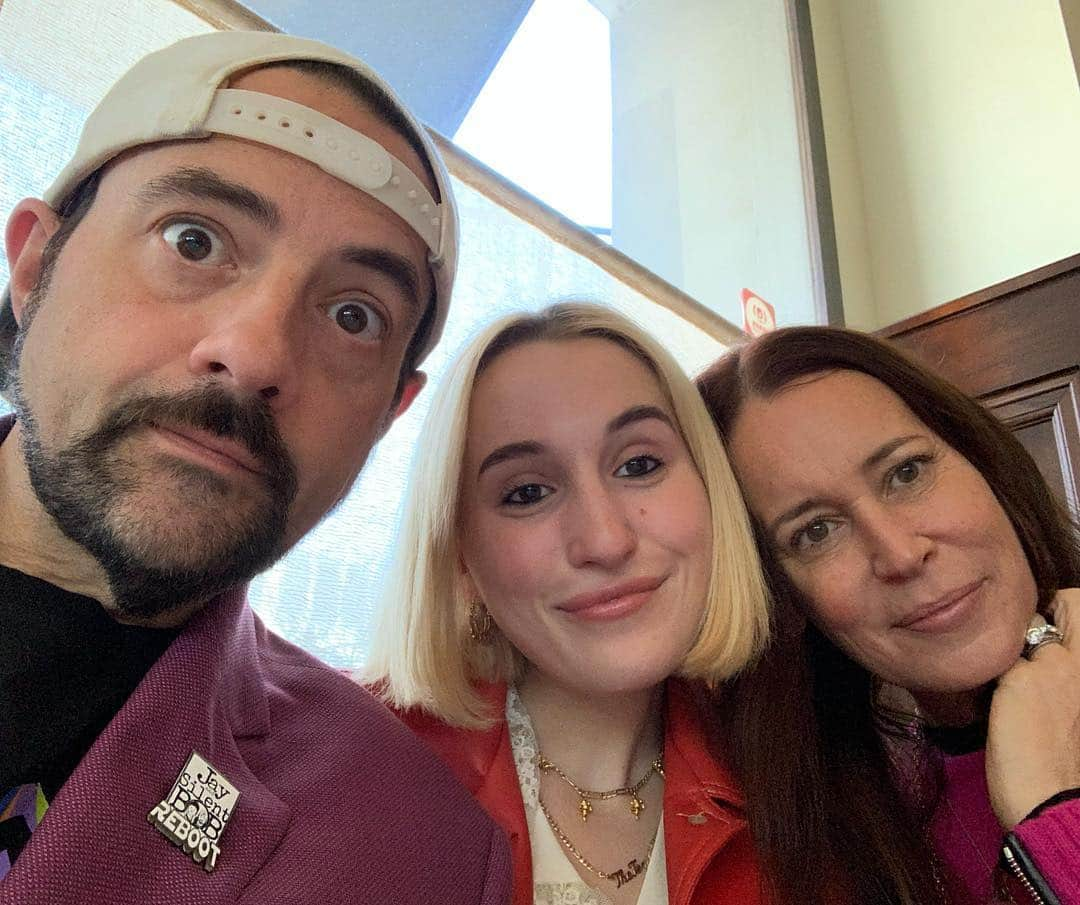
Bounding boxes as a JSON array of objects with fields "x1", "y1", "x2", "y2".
[{"x1": 366, "y1": 302, "x2": 771, "y2": 727}]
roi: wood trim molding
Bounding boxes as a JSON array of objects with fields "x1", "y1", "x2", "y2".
[
  {"x1": 172, "y1": 0, "x2": 275, "y2": 32},
  {"x1": 880, "y1": 253, "x2": 1080, "y2": 338},
  {"x1": 985, "y1": 370, "x2": 1080, "y2": 515},
  {"x1": 431, "y1": 132, "x2": 746, "y2": 345},
  {"x1": 879, "y1": 252, "x2": 1080, "y2": 401}
]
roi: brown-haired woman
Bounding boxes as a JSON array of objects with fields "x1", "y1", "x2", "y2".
[{"x1": 697, "y1": 326, "x2": 1080, "y2": 905}]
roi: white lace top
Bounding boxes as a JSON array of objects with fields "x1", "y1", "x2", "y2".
[{"x1": 506, "y1": 687, "x2": 669, "y2": 905}]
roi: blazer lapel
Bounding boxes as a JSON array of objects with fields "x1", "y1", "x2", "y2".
[{"x1": 1, "y1": 590, "x2": 292, "y2": 905}]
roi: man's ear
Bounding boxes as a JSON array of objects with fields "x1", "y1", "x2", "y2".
[
  {"x1": 5, "y1": 199, "x2": 61, "y2": 324},
  {"x1": 391, "y1": 371, "x2": 427, "y2": 421},
  {"x1": 376, "y1": 371, "x2": 426, "y2": 440}
]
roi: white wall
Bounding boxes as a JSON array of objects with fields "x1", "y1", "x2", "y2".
[
  {"x1": 607, "y1": 0, "x2": 818, "y2": 329},
  {"x1": 816, "y1": 0, "x2": 1080, "y2": 328}
]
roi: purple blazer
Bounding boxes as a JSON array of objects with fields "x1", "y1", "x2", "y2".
[{"x1": 0, "y1": 588, "x2": 510, "y2": 903}]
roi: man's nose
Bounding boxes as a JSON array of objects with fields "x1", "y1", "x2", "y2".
[{"x1": 187, "y1": 278, "x2": 302, "y2": 405}]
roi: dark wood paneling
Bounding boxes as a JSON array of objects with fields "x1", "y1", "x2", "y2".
[
  {"x1": 881, "y1": 254, "x2": 1080, "y2": 399},
  {"x1": 882, "y1": 255, "x2": 1080, "y2": 513},
  {"x1": 984, "y1": 371, "x2": 1080, "y2": 515}
]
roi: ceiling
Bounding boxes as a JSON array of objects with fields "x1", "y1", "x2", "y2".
[{"x1": 240, "y1": 0, "x2": 535, "y2": 135}]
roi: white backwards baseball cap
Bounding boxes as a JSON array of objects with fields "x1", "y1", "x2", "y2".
[{"x1": 41, "y1": 30, "x2": 458, "y2": 364}]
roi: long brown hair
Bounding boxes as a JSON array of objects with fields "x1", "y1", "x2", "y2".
[{"x1": 696, "y1": 326, "x2": 1080, "y2": 905}]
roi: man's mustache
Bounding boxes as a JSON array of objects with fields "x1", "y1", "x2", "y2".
[{"x1": 82, "y1": 384, "x2": 299, "y2": 502}]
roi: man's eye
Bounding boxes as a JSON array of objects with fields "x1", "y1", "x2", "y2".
[
  {"x1": 162, "y1": 222, "x2": 226, "y2": 263},
  {"x1": 327, "y1": 301, "x2": 386, "y2": 341},
  {"x1": 502, "y1": 484, "x2": 552, "y2": 507},
  {"x1": 615, "y1": 455, "x2": 661, "y2": 478}
]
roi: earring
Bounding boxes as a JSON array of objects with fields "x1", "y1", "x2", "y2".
[{"x1": 468, "y1": 600, "x2": 494, "y2": 643}]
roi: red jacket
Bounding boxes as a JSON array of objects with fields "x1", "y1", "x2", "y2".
[{"x1": 399, "y1": 680, "x2": 770, "y2": 905}]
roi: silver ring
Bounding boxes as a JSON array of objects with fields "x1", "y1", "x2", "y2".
[{"x1": 1023, "y1": 622, "x2": 1065, "y2": 659}]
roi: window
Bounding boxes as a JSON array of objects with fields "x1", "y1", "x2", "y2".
[{"x1": 0, "y1": 0, "x2": 736, "y2": 665}]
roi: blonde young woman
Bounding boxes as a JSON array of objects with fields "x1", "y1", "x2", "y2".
[{"x1": 365, "y1": 303, "x2": 772, "y2": 905}]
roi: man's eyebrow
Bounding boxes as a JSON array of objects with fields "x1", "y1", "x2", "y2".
[
  {"x1": 606, "y1": 404, "x2": 675, "y2": 435},
  {"x1": 766, "y1": 435, "x2": 927, "y2": 538},
  {"x1": 134, "y1": 167, "x2": 280, "y2": 230},
  {"x1": 478, "y1": 441, "x2": 545, "y2": 477},
  {"x1": 339, "y1": 247, "x2": 422, "y2": 313},
  {"x1": 136, "y1": 172, "x2": 425, "y2": 311}
]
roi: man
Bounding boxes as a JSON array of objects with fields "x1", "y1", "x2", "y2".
[{"x1": 0, "y1": 31, "x2": 509, "y2": 904}]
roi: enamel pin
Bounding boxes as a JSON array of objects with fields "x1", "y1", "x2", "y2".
[{"x1": 148, "y1": 752, "x2": 239, "y2": 872}]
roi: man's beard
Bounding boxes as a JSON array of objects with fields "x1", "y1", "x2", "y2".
[{"x1": 10, "y1": 374, "x2": 299, "y2": 622}]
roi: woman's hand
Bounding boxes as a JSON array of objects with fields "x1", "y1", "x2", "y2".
[{"x1": 986, "y1": 588, "x2": 1080, "y2": 829}]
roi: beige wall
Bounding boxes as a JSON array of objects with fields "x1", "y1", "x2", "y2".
[{"x1": 814, "y1": 0, "x2": 1080, "y2": 328}]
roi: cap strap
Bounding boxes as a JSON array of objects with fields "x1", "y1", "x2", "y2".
[{"x1": 203, "y1": 89, "x2": 443, "y2": 255}]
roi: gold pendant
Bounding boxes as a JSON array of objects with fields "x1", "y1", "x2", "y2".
[
  {"x1": 579, "y1": 797, "x2": 593, "y2": 822},
  {"x1": 629, "y1": 795, "x2": 645, "y2": 819}
]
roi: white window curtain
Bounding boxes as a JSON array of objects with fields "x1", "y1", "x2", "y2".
[{"x1": 0, "y1": 0, "x2": 736, "y2": 666}]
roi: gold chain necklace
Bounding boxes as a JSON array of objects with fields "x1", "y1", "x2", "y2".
[
  {"x1": 537, "y1": 792, "x2": 658, "y2": 889},
  {"x1": 536, "y1": 751, "x2": 664, "y2": 822}
]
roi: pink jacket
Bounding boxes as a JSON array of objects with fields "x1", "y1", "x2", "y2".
[
  {"x1": 0, "y1": 587, "x2": 510, "y2": 904},
  {"x1": 932, "y1": 749, "x2": 1080, "y2": 903}
]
